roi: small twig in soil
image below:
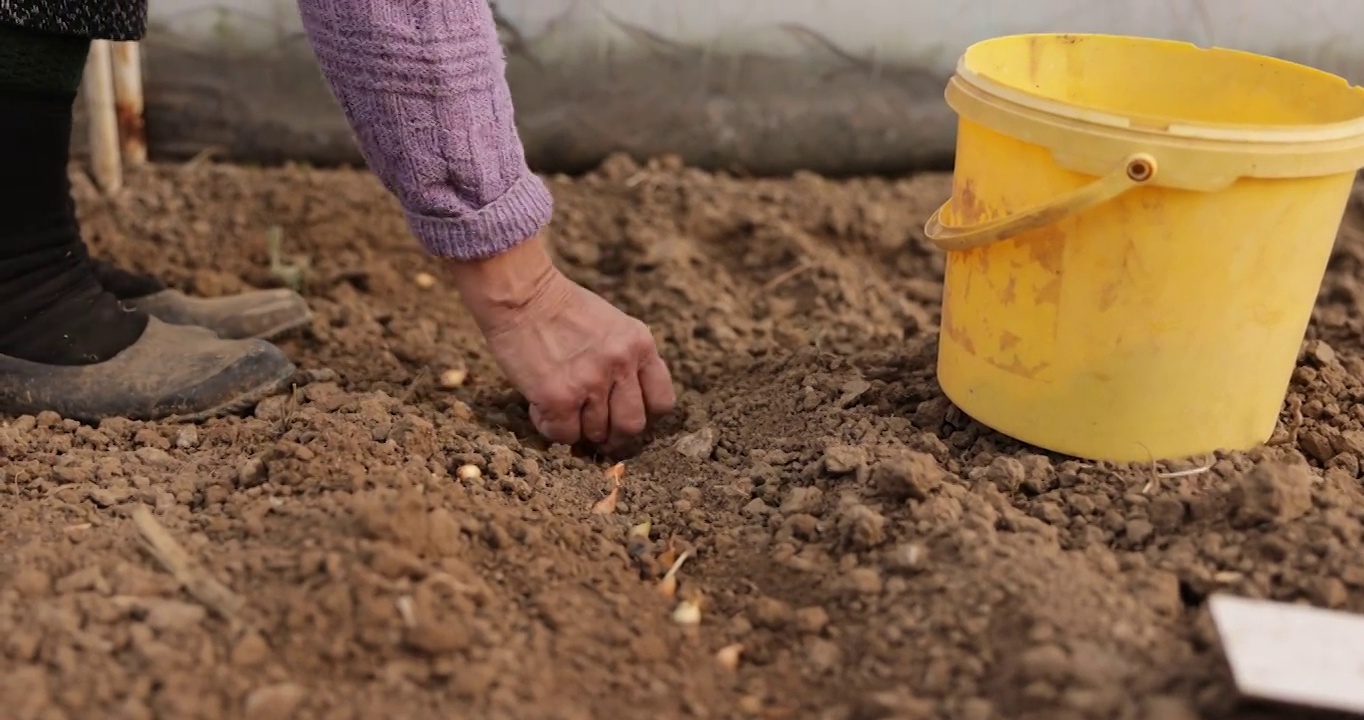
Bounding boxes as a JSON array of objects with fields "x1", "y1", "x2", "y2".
[
  {"x1": 399, "y1": 367, "x2": 431, "y2": 405},
  {"x1": 762, "y1": 261, "x2": 812, "y2": 293},
  {"x1": 131, "y1": 504, "x2": 244, "y2": 620}
]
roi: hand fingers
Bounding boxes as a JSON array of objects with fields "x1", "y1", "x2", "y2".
[
  {"x1": 639, "y1": 354, "x2": 676, "y2": 419},
  {"x1": 580, "y1": 391, "x2": 611, "y2": 444},
  {"x1": 606, "y1": 375, "x2": 647, "y2": 448},
  {"x1": 530, "y1": 403, "x2": 582, "y2": 446}
]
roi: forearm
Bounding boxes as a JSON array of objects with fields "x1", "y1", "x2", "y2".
[{"x1": 296, "y1": 0, "x2": 552, "y2": 260}]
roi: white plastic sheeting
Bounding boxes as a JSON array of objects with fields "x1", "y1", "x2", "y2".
[{"x1": 124, "y1": 0, "x2": 1364, "y2": 173}]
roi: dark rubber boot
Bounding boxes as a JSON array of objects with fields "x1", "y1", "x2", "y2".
[
  {"x1": 0, "y1": 29, "x2": 298, "y2": 422},
  {"x1": 0, "y1": 318, "x2": 296, "y2": 422},
  {"x1": 92, "y1": 259, "x2": 313, "y2": 340}
]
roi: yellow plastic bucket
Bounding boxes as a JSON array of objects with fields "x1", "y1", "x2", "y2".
[{"x1": 926, "y1": 34, "x2": 1364, "y2": 462}]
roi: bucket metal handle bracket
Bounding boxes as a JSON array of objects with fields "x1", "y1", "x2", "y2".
[{"x1": 923, "y1": 153, "x2": 1157, "y2": 252}]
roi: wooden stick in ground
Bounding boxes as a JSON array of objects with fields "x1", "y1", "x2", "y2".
[
  {"x1": 109, "y1": 41, "x2": 147, "y2": 165},
  {"x1": 130, "y1": 504, "x2": 244, "y2": 620},
  {"x1": 83, "y1": 40, "x2": 123, "y2": 193}
]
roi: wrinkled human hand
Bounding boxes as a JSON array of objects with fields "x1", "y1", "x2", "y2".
[{"x1": 448, "y1": 234, "x2": 675, "y2": 447}]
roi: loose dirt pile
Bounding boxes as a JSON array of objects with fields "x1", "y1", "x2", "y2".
[{"x1": 4, "y1": 156, "x2": 1364, "y2": 720}]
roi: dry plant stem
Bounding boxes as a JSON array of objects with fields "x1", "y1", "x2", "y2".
[
  {"x1": 662, "y1": 548, "x2": 692, "y2": 580},
  {"x1": 762, "y1": 261, "x2": 812, "y2": 293},
  {"x1": 131, "y1": 505, "x2": 244, "y2": 620},
  {"x1": 181, "y1": 146, "x2": 223, "y2": 171},
  {"x1": 1158, "y1": 457, "x2": 1215, "y2": 479}
]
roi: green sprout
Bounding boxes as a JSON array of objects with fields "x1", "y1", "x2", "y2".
[{"x1": 266, "y1": 226, "x2": 310, "y2": 293}]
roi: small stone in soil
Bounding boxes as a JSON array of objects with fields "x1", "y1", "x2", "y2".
[
  {"x1": 174, "y1": 426, "x2": 199, "y2": 449},
  {"x1": 835, "y1": 378, "x2": 872, "y2": 408},
  {"x1": 673, "y1": 427, "x2": 719, "y2": 460},
  {"x1": 1308, "y1": 340, "x2": 1337, "y2": 366}
]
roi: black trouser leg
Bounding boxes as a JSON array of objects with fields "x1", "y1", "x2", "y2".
[{"x1": 0, "y1": 24, "x2": 147, "y2": 365}]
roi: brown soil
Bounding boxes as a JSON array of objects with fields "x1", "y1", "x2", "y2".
[{"x1": 4, "y1": 156, "x2": 1364, "y2": 720}]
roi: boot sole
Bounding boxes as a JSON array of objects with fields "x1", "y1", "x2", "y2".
[
  {"x1": 0, "y1": 318, "x2": 301, "y2": 424},
  {"x1": 163, "y1": 361, "x2": 299, "y2": 424}
]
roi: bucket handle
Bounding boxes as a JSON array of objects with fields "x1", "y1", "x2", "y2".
[{"x1": 923, "y1": 153, "x2": 1158, "y2": 251}]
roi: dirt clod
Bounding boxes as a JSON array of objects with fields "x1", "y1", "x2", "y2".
[
  {"x1": 838, "y1": 503, "x2": 888, "y2": 549},
  {"x1": 823, "y1": 445, "x2": 867, "y2": 475},
  {"x1": 793, "y1": 606, "x2": 830, "y2": 634},
  {"x1": 871, "y1": 452, "x2": 946, "y2": 502},
  {"x1": 1228, "y1": 462, "x2": 1315, "y2": 527},
  {"x1": 244, "y1": 683, "x2": 306, "y2": 720},
  {"x1": 751, "y1": 597, "x2": 794, "y2": 630}
]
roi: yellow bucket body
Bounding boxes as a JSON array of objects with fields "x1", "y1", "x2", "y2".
[{"x1": 929, "y1": 34, "x2": 1364, "y2": 462}]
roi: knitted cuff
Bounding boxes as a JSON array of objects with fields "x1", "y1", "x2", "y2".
[
  {"x1": 0, "y1": 24, "x2": 90, "y2": 96},
  {"x1": 404, "y1": 171, "x2": 555, "y2": 261}
]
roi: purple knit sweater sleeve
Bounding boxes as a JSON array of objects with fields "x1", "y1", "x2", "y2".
[{"x1": 295, "y1": 0, "x2": 552, "y2": 259}]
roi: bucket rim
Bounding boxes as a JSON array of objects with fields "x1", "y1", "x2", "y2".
[{"x1": 957, "y1": 33, "x2": 1364, "y2": 145}]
